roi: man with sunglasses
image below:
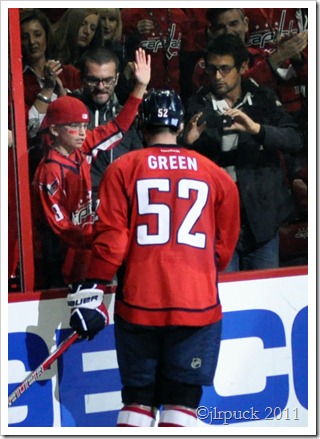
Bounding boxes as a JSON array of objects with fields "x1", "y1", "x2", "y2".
[
  {"x1": 183, "y1": 34, "x2": 303, "y2": 272},
  {"x1": 72, "y1": 47, "x2": 144, "y2": 206}
]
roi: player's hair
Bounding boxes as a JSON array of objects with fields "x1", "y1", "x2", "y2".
[
  {"x1": 205, "y1": 33, "x2": 250, "y2": 69},
  {"x1": 143, "y1": 126, "x2": 180, "y2": 135}
]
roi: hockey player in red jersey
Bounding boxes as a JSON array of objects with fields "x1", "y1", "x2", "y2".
[
  {"x1": 67, "y1": 89, "x2": 240, "y2": 426},
  {"x1": 32, "y1": 48, "x2": 150, "y2": 288}
]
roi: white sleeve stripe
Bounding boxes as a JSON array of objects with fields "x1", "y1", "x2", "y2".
[
  {"x1": 91, "y1": 132, "x2": 123, "y2": 157},
  {"x1": 75, "y1": 308, "x2": 88, "y2": 332},
  {"x1": 96, "y1": 308, "x2": 108, "y2": 324}
]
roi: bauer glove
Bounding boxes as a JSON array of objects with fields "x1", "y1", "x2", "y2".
[{"x1": 67, "y1": 283, "x2": 109, "y2": 340}]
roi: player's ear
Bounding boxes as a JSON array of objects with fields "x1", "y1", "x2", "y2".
[
  {"x1": 176, "y1": 122, "x2": 184, "y2": 136},
  {"x1": 49, "y1": 124, "x2": 59, "y2": 137}
]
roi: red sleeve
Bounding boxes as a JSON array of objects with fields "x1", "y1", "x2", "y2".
[
  {"x1": 240, "y1": 48, "x2": 279, "y2": 90},
  {"x1": 59, "y1": 64, "x2": 82, "y2": 91}
]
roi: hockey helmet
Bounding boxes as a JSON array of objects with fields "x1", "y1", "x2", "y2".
[{"x1": 141, "y1": 89, "x2": 184, "y2": 129}]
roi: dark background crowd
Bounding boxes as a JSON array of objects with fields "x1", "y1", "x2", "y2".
[{"x1": 8, "y1": 8, "x2": 308, "y2": 291}]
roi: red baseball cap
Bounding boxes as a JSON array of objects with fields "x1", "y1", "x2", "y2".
[{"x1": 40, "y1": 96, "x2": 89, "y2": 131}]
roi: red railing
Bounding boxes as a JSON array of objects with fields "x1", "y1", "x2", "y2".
[{"x1": 9, "y1": 8, "x2": 35, "y2": 292}]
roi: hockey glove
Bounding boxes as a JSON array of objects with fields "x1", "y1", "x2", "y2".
[{"x1": 67, "y1": 283, "x2": 109, "y2": 340}]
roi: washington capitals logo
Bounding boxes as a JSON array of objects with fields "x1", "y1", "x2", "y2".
[
  {"x1": 142, "y1": 24, "x2": 181, "y2": 60},
  {"x1": 39, "y1": 179, "x2": 59, "y2": 196}
]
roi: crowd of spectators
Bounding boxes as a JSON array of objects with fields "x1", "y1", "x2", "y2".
[{"x1": 9, "y1": 8, "x2": 308, "y2": 290}]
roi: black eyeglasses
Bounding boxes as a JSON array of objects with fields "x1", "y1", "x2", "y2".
[
  {"x1": 206, "y1": 64, "x2": 236, "y2": 75},
  {"x1": 84, "y1": 76, "x2": 117, "y2": 87}
]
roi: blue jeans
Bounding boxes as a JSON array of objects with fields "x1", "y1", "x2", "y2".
[{"x1": 225, "y1": 233, "x2": 279, "y2": 272}]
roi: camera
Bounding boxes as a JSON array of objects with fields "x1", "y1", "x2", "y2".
[
  {"x1": 196, "y1": 111, "x2": 234, "y2": 130},
  {"x1": 221, "y1": 115, "x2": 234, "y2": 128}
]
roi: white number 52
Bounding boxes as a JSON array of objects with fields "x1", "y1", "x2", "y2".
[
  {"x1": 157, "y1": 108, "x2": 168, "y2": 117},
  {"x1": 136, "y1": 178, "x2": 208, "y2": 248}
]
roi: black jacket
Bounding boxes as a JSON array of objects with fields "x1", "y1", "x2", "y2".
[
  {"x1": 72, "y1": 90, "x2": 143, "y2": 205},
  {"x1": 184, "y1": 78, "x2": 303, "y2": 243}
]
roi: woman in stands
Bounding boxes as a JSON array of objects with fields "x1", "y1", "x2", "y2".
[{"x1": 52, "y1": 8, "x2": 104, "y2": 68}]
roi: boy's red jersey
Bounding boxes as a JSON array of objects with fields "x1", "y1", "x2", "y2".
[
  {"x1": 32, "y1": 94, "x2": 143, "y2": 283},
  {"x1": 32, "y1": 94, "x2": 143, "y2": 245}
]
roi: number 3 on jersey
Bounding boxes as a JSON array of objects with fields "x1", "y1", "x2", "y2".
[{"x1": 136, "y1": 178, "x2": 209, "y2": 248}]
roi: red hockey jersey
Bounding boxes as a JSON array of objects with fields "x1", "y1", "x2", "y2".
[
  {"x1": 32, "y1": 94, "x2": 143, "y2": 283},
  {"x1": 121, "y1": 8, "x2": 194, "y2": 91},
  {"x1": 243, "y1": 8, "x2": 308, "y2": 113},
  {"x1": 244, "y1": 8, "x2": 307, "y2": 49},
  {"x1": 88, "y1": 145, "x2": 240, "y2": 326}
]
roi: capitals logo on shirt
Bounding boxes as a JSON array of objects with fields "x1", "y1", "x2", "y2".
[
  {"x1": 142, "y1": 24, "x2": 182, "y2": 59},
  {"x1": 39, "y1": 179, "x2": 59, "y2": 196},
  {"x1": 72, "y1": 200, "x2": 93, "y2": 226}
]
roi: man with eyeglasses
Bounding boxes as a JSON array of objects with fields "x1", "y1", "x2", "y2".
[
  {"x1": 183, "y1": 34, "x2": 303, "y2": 272},
  {"x1": 72, "y1": 47, "x2": 144, "y2": 206},
  {"x1": 193, "y1": 8, "x2": 308, "y2": 116},
  {"x1": 32, "y1": 48, "x2": 150, "y2": 288}
]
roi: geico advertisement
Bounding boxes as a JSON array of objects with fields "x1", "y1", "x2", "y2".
[{"x1": 7, "y1": 274, "x2": 308, "y2": 428}]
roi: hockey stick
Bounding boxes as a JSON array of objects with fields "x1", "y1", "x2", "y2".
[{"x1": 8, "y1": 331, "x2": 79, "y2": 407}]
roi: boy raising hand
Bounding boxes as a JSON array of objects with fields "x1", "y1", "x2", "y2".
[{"x1": 32, "y1": 49, "x2": 150, "y2": 288}]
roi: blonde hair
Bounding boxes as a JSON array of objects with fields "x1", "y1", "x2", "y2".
[{"x1": 98, "y1": 8, "x2": 122, "y2": 42}]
